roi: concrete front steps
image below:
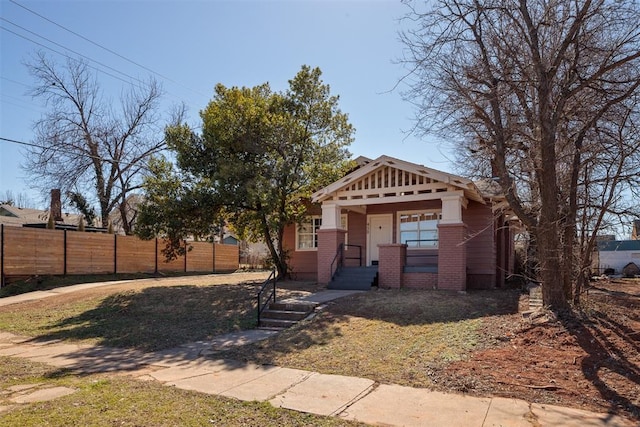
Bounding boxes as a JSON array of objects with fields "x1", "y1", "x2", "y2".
[
  {"x1": 258, "y1": 301, "x2": 317, "y2": 329},
  {"x1": 328, "y1": 266, "x2": 378, "y2": 291}
]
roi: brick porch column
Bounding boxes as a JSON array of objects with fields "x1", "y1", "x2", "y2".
[
  {"x1": 378, "y1": 244, "x2": 405, "y2": 289},
  {"x1": 317, "y1": 228, "x2": 347, "y2": 285},
  {"x1": 437, "y1": 223, "x2": 467, "y2": 291}
]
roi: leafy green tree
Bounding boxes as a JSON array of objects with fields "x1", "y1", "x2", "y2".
[
  {"x1": 67, "y1": 191, "x2": 97, "y2": 227},
  {"x1": 138, "y1": 66, "x2": 354, "y2": 276},
  {"x1": 136, "y1": 157, "x2": 222, "y2": 259}
]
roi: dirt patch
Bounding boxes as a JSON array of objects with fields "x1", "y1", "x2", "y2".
[{"x1": 438, "y1": 278, "x2": 640, "y2": 419}]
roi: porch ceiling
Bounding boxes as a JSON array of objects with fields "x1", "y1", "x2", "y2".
[{"x1": 312, "y1": 155, "x2": 485, "y2": 205}]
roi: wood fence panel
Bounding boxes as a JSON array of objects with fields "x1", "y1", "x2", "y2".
[
  {"x1": 116, "y1": 236, "x2": 156, "y2": 273},
  {"x1": 2, "y1": 227, "x2": 240, "y2": 279},
  {"x1": 3, "y1": 227, "x2": 64, "y2": 275},
  {"x1": 66, "y1": 232, "x2": 114, "y2": 274},
  {"x1": 214, "y1": 243, "x2": 239, "y2": 272},
  {"x1": 186, "y1": 241, "x2": 213, "y2": 272},
  {"x1": 156, "y1": 239, "x2": 185, "y2": 273}
]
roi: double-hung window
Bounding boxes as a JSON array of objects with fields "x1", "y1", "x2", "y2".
[
  {"x1": 296, "y1": 215, "x2": 348, "y2": 250},
  {"x1": 399, "y1": 211, "x2": 441, "y2": 248},
  {"x1": 297, "y1": 216, "x2": 322, "y2": 250}
]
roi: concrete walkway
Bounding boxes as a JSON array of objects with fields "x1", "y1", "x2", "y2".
[{"x1": 0, "y1": 287, "x2": 635, "y2": 426}]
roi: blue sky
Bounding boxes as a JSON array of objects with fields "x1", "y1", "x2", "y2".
[{"x1": 1, "y1": 0, "x2": 452, "y2": 208}]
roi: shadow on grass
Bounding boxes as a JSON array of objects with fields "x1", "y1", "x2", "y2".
[
  {"x1": 561, "y1": 287, "x2": 640, "y2": 419},
  {"x1": 0, "y1": 272, "x2": 219, "y2": 298},
  {"x1": 209, "y1": 288, "x2": 523, "y2": 369},
  {"x1": 29, "y1": 283, "x2": 261, "y2": 352},
  {"x1": 326, "y1": 288, "x2": 523, "y2": 325}
]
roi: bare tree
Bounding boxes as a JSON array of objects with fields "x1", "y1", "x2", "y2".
[
  {"x1": 400, "y1": 0, "x2": 640, "y2": 309},
  {"x1": 23, "y1": 52, "x2": 166, "y2": 233},
  {"x1": 0, "y1": 190, "x2": 34, "y2": 208}
]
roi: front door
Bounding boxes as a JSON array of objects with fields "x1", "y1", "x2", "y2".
[{"x1": 367, "y1": 214, "x2": 393, "y2": 266}]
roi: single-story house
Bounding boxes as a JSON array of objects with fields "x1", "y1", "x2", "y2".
[
  {"x1": 595, "y1": 240, "x2": 640, "y2": 275},
  {"x1": 283, "y1": 155, "x2": 517, "y2": 291},
  {"x1": 0, "y1": 204, "x2": 82, "y2": 229},
  {"x1": 0, "y1": 204, "x2": 107, "y2": 232}
]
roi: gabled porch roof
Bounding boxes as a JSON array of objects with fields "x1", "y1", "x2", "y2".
[{"x1": 312, "y1": 155, "x2": 485, "y2": 206}]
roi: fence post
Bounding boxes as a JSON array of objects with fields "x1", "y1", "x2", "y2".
[
  {"x1": 154, "y1": 238, "x2": 158, "y2": 274},
  {"x1": 212, "y1": 242, "x2": 215, "y2": 273},
  {"x1": 113, "y1": 234, "x2": 117, "y2": 275},
  {"x1": 184, "y1": 240, "x2": 187, "y2": 273},
  {"x1": 63, "y1": 229, "x2": 67, "y2": 276},
  {"x1": 1, "y1": 224, "x2": 4, "y2": 288}
]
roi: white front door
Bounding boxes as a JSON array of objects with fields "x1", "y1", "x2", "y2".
[{"x1": 367, "y1": 214, "x2": 393, "y2": 266}]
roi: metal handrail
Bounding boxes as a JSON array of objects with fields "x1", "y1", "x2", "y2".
[
  {"x1": 257, "y1": 269, "x2": 277, "y2": 326},
  {"x1": 343, "y1": 244, "x2": 362, "y2": 267},
  {"x1": 330, "y1": 243, "x2": 344, "y2": 280},
  {"x1": 330, "y1": 243, "x2": 363, "y2": 280}
]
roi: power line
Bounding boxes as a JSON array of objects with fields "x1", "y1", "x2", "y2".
[
  {"x1": 9, "y1": 0, "x2": 175, "y2": 83},
  {"x1": 1, "y1": 76, "x2": 31, "y2": 88},
  {"x1": 0, "y1": 136, "x2": 161, "y2": 169},
  {"x1": 0, "y1": 25, "x2": 151, "y2": 90},
  {"x1": 0, "y1": 93, "x2": 45, "y2": 114},
  {"x1": 1, "y1": 17, "x2": 151, "y2": 88},
  {"x1": 9, "y1": 0, "x2": 207, "y2": 99}
]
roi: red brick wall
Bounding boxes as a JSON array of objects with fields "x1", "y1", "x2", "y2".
[
  {"x1": 403, "y1": 272, "x2": 438, "y2": 289},
  {"x1": 283, "y1": 203, "x2": 322, "y2": 280},
  {"x1": 317, "y1": 228, "x2": 346, "y2": 284},
  {"x1": 378, "y1": 244, "x2": 405, "y2": 288},
  {"x1": 437, "y1": 223, "x2": 467, "y2": 291},
  {"x1": 345, "y1": 211, "x2": 366, "y2": 267},
  {"x1": 463, "y1": 201, "x2": 496, "y2": 289}
]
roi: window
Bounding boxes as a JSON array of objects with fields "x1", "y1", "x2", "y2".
[
  {"x1": 297, "y1": 216, "x2": 322, "y2": 250},
  {"x1": 296, "y1": 214, "x2": 348, "y2": 250},
  {"x1": 399, "y1": 211, "x2": 441, "y2": 248}
]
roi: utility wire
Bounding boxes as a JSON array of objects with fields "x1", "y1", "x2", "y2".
[
  {"x1": 9, "y1": 0, "x2": 207, "y2": 99},
  {"x1": 1, "y1": 17, "x2": 150, "y2": 88},
  {"x1": 0, "y1": 25, "x2": 151, "y2": 90},
  {"x1": 0, "y1": 136, "x2": 161, "y2": 169},
  {"x1": 1, "y1": 76, "x2": 31, "y2": 88}
]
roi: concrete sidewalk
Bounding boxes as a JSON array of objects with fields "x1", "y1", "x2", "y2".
[
  {"x1": 0, "y1": 286, "x2": 635, "y2": 426},
  {"x1": 0, "y1": 331, "x2": 633, "y2": 426}
]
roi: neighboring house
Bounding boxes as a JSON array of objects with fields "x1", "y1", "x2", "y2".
[
  {"x1": 0, "y1": 204, "x2": 84, "y2": 230},
  {"x1": 222, "y1": 234, "x2": 239, "y2": 245},
  {"x1": 283, "y1": 155, "x2": 517, "y2": 291},
  {"x1": 108, "y1": 193, "x2": 144, "y2": 235},
  {"x1": 595, "y1": 240, "x2": 640, "y2": 275}
]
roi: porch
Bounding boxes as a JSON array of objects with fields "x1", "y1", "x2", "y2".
[{"x1": 312, "y1": 156, "x2": 481, "y2": 291}]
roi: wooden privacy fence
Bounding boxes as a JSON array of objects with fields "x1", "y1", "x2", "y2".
[{"x1": 0, "y1": 225, "x2": 239, "y2": 285}]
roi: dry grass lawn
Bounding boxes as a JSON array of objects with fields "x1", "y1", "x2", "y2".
[
  {"x1": 211, "y1": 288, "x2": 524, "y2": 388},
  {"x1": 1, "y1": 274, "x2": 637, "y2": 422}
]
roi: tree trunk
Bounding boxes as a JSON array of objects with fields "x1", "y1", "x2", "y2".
[{"x1": 537, "y1": 225, "x2": 569, "y2": 310}]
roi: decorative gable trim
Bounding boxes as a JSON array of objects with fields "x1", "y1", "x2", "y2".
[{"x1": 312, "y1": 155, "x2": 484, "y2": 204}]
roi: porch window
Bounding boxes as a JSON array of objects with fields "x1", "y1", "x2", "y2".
[
  {"x1": 399, "y1": 212, "x2": 441, "y2": 248},
  {"x1": 296, "y1": 215, "x2": 347, "y2": 250}
]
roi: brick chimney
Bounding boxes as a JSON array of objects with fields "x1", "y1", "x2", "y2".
[{"x1": 50, "y1": 189, "x2": 63, "y2": 222}]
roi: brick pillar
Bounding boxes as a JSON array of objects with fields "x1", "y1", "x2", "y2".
[
  {"x1": 378, "y1": 244, "x2": 406, "y2": 289},
  {"x1": 317, "y1": 229, "x2": 346, "y2": 285},
  {"x1": 437, "y1": 223, "x2": 467, "y2": 291}
]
